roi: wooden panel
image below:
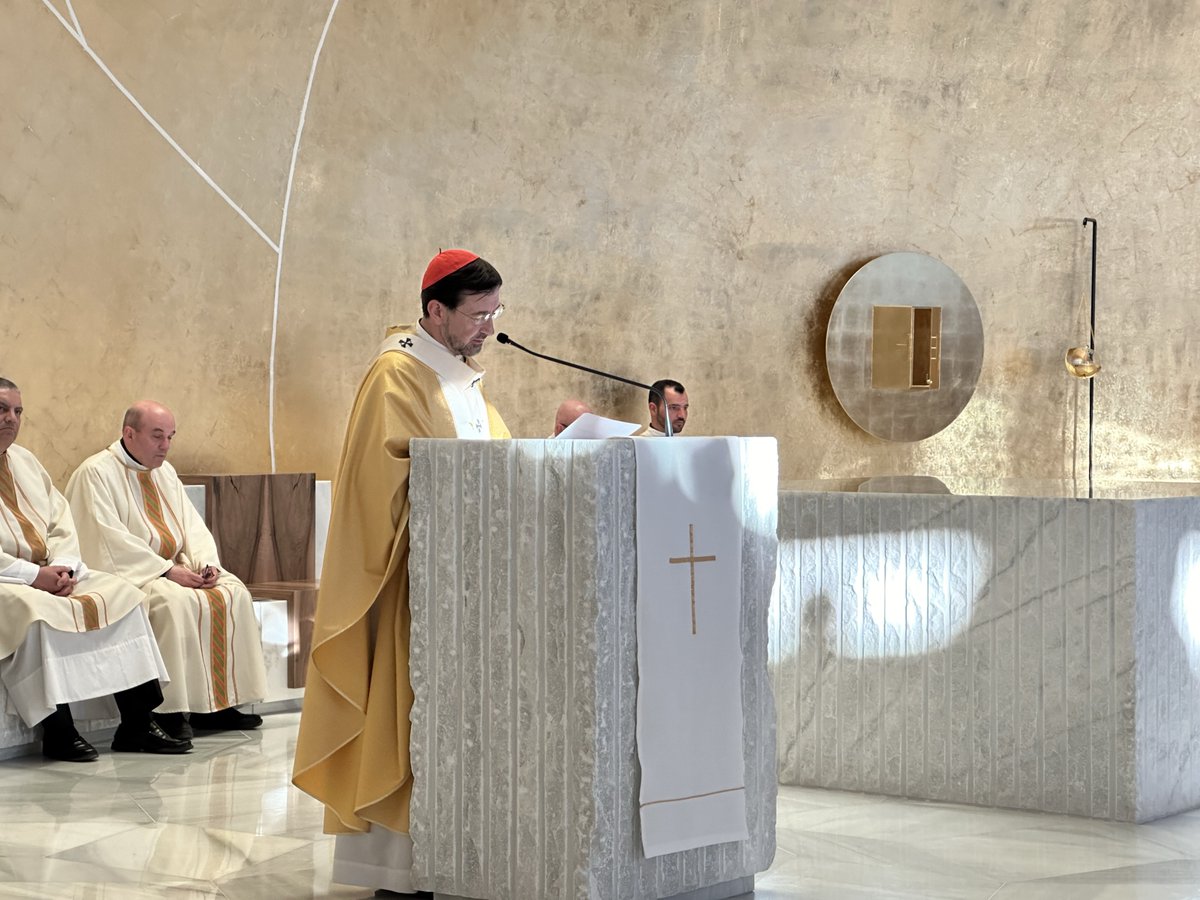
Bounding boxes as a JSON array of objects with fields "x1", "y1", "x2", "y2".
[{"x1": 180, "y1": 473, "x2": 316, "y2": 582}]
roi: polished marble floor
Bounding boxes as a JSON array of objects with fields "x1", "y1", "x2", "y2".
[{"x1": 3, "y1": 712, "x2": 1200, "y2": 899}]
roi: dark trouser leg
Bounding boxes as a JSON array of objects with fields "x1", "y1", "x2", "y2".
[
  {"x1": 119, "y1": 679, "x2": 192, "y2": 740},
  {"x1": 38, "y1": 703, "x2": 77, "y2": 740},
  {"x1": 112, "y1": 679, "x2": 164, "y2": 730},
  {"x1": 111, "y1": 681, "x2": 191, "y2": 754}
]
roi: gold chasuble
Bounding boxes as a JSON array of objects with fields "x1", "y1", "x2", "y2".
[
  {"x1": 0, "y1": 445, "x2": 146, "y2": 660},
  {"x1": 293, "y1": 323, "x2": 509, "y2": 835}
]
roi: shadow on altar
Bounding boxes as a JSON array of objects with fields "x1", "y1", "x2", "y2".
[{"x1": 768, "y1": 491, "x2": 1200, "y2": 822}]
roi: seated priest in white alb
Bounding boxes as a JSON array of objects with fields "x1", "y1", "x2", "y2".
[
  {"x1": 64, "y1": 400, "x2": 268, "y2": 742},
  {"x1": 633, "y1": 378, "x2": 689, "y2": 436},
  {"x1": 0, "y1": 378, "x2": 189, "y2": 760}
]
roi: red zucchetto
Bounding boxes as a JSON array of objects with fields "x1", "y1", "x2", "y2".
[{"x1": 421, "y1": 248, "x2": 479, "y2": 290}]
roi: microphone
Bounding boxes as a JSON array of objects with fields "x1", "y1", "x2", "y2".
[{"x1": 496, "y1": 333, "x2": 674, "y2": 436}]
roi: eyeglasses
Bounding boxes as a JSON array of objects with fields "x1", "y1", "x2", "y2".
[{"x1": 450, "y1": 303, "x2": 505, "y2": 325}]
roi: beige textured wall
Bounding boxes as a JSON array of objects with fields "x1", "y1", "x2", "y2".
[{"x1": 3, "y1": 1, "x2": 1199, "y2": 486}]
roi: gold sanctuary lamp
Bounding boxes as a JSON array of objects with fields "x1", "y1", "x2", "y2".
[{"x1": 1064, "y1": 345, "x2": 1101, "y2": 379}]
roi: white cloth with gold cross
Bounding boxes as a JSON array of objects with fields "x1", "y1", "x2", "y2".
[{"x1": 633, "y1": 436, "x2": 749, "y2": 857}]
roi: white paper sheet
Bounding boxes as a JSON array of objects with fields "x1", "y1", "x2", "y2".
[{"x1": 555, "y1": 412, "x2": 641, "y2": 440}]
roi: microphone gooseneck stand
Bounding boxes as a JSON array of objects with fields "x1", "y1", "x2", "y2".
[{"x1": 495, "y1": 333, "x2": 673, "y2": 437}]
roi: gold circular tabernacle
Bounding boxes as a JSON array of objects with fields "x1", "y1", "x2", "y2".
[{"x1": 1065, "y1": 346, "x2": 1101, "y2": 379}]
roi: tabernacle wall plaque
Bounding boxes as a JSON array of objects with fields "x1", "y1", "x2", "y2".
[{"x1": 826, "y1": 252, "x2": 983, "y2": 442}]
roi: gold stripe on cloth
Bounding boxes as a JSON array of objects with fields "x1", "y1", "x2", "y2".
[
  {"x1": 136, "y1": 471, "x2": 179, "y2": 560},
  {"x1": 202, "y1": 587, "x2": 230, "y2": 709},
  {"x1": 72, "y1": 593, "x2": 101, "y2": 631},
  {"x1": 0, "y1": 454, "x2": 48, "y2": 564}
]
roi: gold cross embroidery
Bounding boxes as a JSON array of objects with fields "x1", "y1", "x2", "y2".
[{"x1": 668, "y1": 523, "x2": 717, "y2": 635}]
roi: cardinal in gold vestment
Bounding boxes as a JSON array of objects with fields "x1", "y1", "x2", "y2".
[{"x1": 293, "y1": 250, "x2": 509, "y2": 866}]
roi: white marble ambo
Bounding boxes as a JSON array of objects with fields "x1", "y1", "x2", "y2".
[{"x1": 407, "y1": 438, "x2": 779, "y2": 900}]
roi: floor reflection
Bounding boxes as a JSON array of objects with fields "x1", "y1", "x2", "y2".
[{"x1": 2, "y1": 712, "x2": 1200, "y2": 898}]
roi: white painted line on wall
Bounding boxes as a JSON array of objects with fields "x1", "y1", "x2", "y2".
[
  {"x1": 38, "y1": 0, "x2": 343, "y2": 473},
  {"x1": 267, "y1": 0, "x2": 341, "y2": 472},
  {"x1": 64, "y1": 0, "x2": 86, "y2": 46},
  {"x1": 38, "y1": 0, "x2": 281, "y2": 253}
]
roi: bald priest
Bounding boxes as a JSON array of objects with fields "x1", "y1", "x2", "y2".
[{"x1": 65, "y1": 401, "x2": 268, "y2": 740}]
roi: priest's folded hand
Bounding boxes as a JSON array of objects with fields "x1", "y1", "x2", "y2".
[
  {"x1": 33, "y1": 565, "x2": 76, "y2": 596},
  {"x1": 164, "y1": 564, "x2": 207, "y2": 589}
]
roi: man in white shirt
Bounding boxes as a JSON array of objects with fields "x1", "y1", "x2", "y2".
[{"x1": 635, "y1": 379, "x2": 689, "y2": 437}]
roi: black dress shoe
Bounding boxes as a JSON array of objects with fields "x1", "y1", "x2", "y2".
[
  {"x1": 111, "y1": 720, "x2": 193, "y2": 754},
  {"x1": 152, "y1": 711, "x2": 194, "y2": 742},
  {"x1": 188, "y1": 707, "x2": 263, "y2": 731},
  {"x1": 42, "y1": 734, "x2": 99, "y2": 762}
]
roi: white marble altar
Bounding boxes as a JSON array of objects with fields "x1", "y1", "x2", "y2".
[
  {"x1": 774, "y1": 481, "x2": 1200, "y2": 823},
  {"x1": 406, "y1": 438, "x2": 779, "y2": 900}
]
